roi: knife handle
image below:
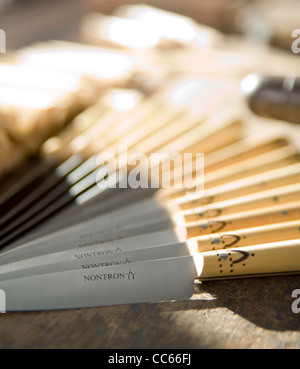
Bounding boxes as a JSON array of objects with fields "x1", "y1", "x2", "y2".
[
  {"x1": 242, "y1": 74, "x2": 300, "y2": 125},
  {"x1": 198, "y1": 239, "x2": 300, "y2": 280}
]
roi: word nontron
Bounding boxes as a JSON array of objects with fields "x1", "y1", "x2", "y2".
[{"x1": 0, "y1": 289, "x2": 6, "y2": 313}]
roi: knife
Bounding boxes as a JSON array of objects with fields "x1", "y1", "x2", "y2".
[
  {"x1": 1, "y1": 238, "x2": 300, "y2": 311},
  {"x1": 242, "y1": 75, "x2": 300, "y2": 125},
  {"x1": 0, "y1": 241, "x2": 193, "y2": 280},
  {"x1": 0, "y1": 226, "x2": 185, "y2": 266},
  {"x1": 0, "y1": 195, "x2": 175, "y2": 255},
  {"x1": 0, "y1": 254, "x2": 203, "y2": 311}
]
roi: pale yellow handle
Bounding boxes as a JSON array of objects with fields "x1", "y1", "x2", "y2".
[
  {"x1": 180, "y1": 182, "x2": 300, "y2": 225},
  {"x1": 198, "y1": 239, "x2": 300, "y2": 280},
  {"x1": 160, "y1": 146, "x2": 298, "y2": 202},
  {"x1": 184, "y1": 201, "x2": 300, "y2": 238},
  {"x1": 194, "y1": 220, "x2": 300, "y2": 252},
  {"x1": 156, "y1": 136, "x2": 296, "y2": 202},
  {"x1": 176, "y1": 163, "x2": 300, "y2": 211}
]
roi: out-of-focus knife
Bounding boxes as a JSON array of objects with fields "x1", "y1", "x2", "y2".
[{"x1": 242, "y1": 74, "x2": 300, "y2": 125}]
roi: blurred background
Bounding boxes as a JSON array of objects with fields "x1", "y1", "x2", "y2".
[
  {"x1": 1, "y1": 0, "x2": 300, "y2": 51},
  {"x1": 0, "y1": 0, "x2": 299, "y2": 195},
  {"x1": 0, "y1": 0, "x2": 299, "y2": 180}
]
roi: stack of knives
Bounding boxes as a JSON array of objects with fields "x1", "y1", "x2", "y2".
[{"x1": 0, "y1": 4, "x2": 299, "y2": 311}]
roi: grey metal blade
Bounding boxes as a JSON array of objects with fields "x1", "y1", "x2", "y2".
[
  {"x1": 0, "y1": 196, "x2": 170, "y2": 257},
  {"x1": 0, "y1": 227, "x2": 183, "y2": 266},
  {"x1": 0, "y1": 241, "x2": 192, "y2": 280},
  {"x1": 0, "y1": 255, "x2": 203, "y2": 311},
  {"x1": 0, "y1": 215, "x2": 175, "y2": 265}
]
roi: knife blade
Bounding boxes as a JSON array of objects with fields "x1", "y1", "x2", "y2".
[
  {"x1": 0, "y1": 227, "x2": 185, "y2": 266},
  {"x1": 0, "y1": 195, "x2": 173, "y2": 255},
  {"x1": 0, "y1": 254, "x2": 203, "y2": 311},
  {"x1": 1, "y1": 239, "x2": 300, "y2": 311},
  {"x1": 0, "y1": 241, "x2": 194, "y2": 280}
]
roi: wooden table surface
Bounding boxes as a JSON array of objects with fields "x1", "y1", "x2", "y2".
[
  {"x1": 1, "y1": 276, "x2": 300, "y2": 349},
  {"x1": 1, "y1": 0, "x2": 300, "y2": 349}
]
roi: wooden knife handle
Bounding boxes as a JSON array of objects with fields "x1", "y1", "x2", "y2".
[{"x1": 198, "y1": 239, "x2": 300, "y2": 280}]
